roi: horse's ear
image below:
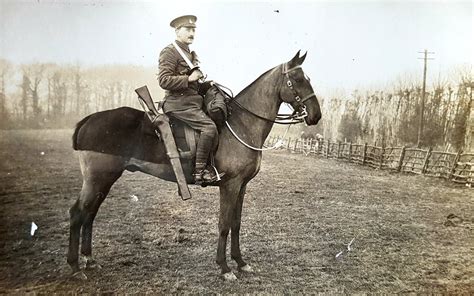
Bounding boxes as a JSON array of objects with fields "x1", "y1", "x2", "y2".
[
  {"x1": 298, "y1": 51, "x2": 307, "y2": 65},
  {"x1": 289, "y1": 50, "x2": 301, "y2": 67}
]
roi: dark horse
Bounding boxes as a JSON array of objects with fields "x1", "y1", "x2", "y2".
[{"x1": 68, "y1": 51, "x2": 321, "y2": 280}]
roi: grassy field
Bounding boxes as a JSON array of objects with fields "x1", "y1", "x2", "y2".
[{"x1": 0, "y1": 129, "x2": 472, "y2": 294}]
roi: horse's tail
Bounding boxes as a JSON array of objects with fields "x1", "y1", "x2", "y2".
[{"x1": 72, "y1": 115, "x2": 92, "y2": 150}]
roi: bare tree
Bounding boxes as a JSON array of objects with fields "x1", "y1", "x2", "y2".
[
  {"x1": 23, "y1": 64, "x2": 46, "y2": 125},
  {"x1": 20, "y1": 74, "x2": 30, "y2": 122},
  {"x1": 0, "y1": 59, "x2": 13, "y2": 126},
  {"x1": 71, "y1": 65, "x2": 83, "y2": 113}
]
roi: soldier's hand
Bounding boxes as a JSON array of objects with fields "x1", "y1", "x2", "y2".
[{"x1": 188, "y1": 69, "x2": 203, "y2": 82}]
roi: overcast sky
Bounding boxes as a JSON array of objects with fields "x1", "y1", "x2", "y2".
[{"x1": 0, "y1": 0, "x2": 472, "y2": 94}]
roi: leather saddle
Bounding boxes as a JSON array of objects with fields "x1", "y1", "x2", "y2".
[
  {"x1": 148, "y1": 83, "x2": 229, "y2": 174},
  {"x1": 168, "y1": 117, "x2": 200, "y2": 161}
]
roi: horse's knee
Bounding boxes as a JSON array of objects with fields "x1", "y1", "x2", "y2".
[
  {"x1": 231, "y1": 222, "x2": 241, "y2": 232},
  {"x1": 219, "y1": 228, "x2": 230, "y2": 238},
  {"x1": 69, "y1": 200, "x2": 79, "y2": 215},
  {"x1": 69, "y1": 202, "x2": 82, "y2": 226}
]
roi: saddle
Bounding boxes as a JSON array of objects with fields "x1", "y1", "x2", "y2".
[
  {"x1": 135, "y1": 85, "x2": 228, "y2": 200},
  {"x1": 158, "y1": 82, "x2": 232, "y2": 160},
  {"x1": 169, "y1": 118, "x2": 200, "y2": 160}
]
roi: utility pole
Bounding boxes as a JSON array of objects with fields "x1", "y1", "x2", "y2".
[{"x1": 417, "y1": 49, "x2": 435, "y2": 147}]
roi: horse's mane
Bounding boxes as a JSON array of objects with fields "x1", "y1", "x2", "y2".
[{"x1": 234, "y1": 64, "x2": 281, "y2": 99}]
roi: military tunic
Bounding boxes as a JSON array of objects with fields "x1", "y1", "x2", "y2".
[
  {"x1": 157, "y1": 40, "x2": 217, "y2": 152},
  {"x1": 158, "y1": 40, "x2": 203, "y2": 112}
]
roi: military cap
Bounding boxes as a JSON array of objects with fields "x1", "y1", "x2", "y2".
[{"x1": 170, "y1": 15, "x2": 197, "y2": 29}]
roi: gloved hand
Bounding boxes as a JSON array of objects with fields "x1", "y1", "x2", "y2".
[{"x1": 188, "y1": 69, "x2": 203, "y2": 82}]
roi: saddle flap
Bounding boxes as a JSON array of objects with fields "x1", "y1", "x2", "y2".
[{"x1": 169, "y1": 118, "x2": 199, "y2": 159}]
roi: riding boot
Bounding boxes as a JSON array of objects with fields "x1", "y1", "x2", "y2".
[
  {"x1": 193, "y1": 162, "x2": 217, "y2": 185},
  {"x1": 193, "y1": 134, "x2": 223, "y2": 185}
]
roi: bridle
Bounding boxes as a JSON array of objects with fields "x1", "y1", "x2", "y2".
[
  {"x1": 221, "y1": 63, "x2": 317, "y2": 125},
  {"x1": 281, "y1": 63, "x2": 317, "y2": 122},
  {"x1": 223, "y1": 63, "x2": 318, "y2": 151}
]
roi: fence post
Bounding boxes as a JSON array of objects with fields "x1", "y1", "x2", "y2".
[
  {"x1": 348, "y1": 142, "x2": 352, "y2": 162},
  {"x1": 362, "y1": 143, "x2": 368, "y2": 165},
  {"x1": 421, "y1": 147, "x2": 433, "y2": 174},
  {"x1": 448, "y1": 150, "x2": 462, "y2": 180},
  {"x1": 397, "y1": 146, "x2": 406, "y2": 172},
  {"x1": 287, "y1": 137, "x2": 292, "y2": 150},
  {"x1": 309, "y1": 138, "x2": 313, "y2": 154},
  {"x1": 326, "y1": 140, "x2": 330, "y2": 158},
  {"x1": 337, "y1": 142, "x2": 341, "y2": 159},
  {"x1": 293, "y1": 138, "x2": 298, "y2": 152},
  {"x1": 379, "y1": 145, "x2": 385, "y2": 169}
]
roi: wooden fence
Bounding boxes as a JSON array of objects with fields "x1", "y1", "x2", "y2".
[{"x1": 266, "y1": 136, "x2": 474, "y2": 187}]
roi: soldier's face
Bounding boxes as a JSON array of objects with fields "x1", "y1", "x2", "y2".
[{"x1": 176, "y1": 27, "x2": 195, "y2": 45}]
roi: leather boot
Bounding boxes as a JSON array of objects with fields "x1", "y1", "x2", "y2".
[
  {"x1": 194, "y1": 133, "x2": 223, "y2": 185},
  {"x1": 193, "y1": 163, "x2": 223, "y2": 185}
]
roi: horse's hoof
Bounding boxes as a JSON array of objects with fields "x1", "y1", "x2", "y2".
[
  {"x1": 239, "y1": 264, "x2": 254, "y2": 273},
  {"x1": 71, "y1": 271, "x2": 88, "y2": 281},
  {"x1": 222, "y1": 272, "x2": 237, "y2": 281},
  {"x1": 86, "y1": 261, "x2": 102, "y2": 270},
  {"x1": 85, "y1": 257, "x2": 102, "y2": 270}
]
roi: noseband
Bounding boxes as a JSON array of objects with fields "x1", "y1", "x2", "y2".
[{"x1": 281, "y1": 63, "x2": 317, "y2": 120}]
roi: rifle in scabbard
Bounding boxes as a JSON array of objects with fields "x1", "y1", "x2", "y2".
[{"x1": 135, "y1": 85, "x2": 192, "y2": 201}]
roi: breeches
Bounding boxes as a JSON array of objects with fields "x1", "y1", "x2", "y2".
[
  {"x1": 166, "y1": 108, "x2": 217, "y2": 138},
  {"x1": 166, "y1": 107, "x2": 218, "y2": 160}
]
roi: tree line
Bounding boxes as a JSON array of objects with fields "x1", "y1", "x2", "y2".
[
  {"x1": 1, "y1": 59, "x2": 472, "y2": 151},
  {"x1": 302, "y1": 68, "x2": 473, "y2": 151},
  {"x1": 0, "y1": 59, "x2": 164, "y2": 129}
]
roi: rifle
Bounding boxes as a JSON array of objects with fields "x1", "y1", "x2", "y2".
[{"x1": 135, "y1": 86, "x2": 192, "y2": 201}]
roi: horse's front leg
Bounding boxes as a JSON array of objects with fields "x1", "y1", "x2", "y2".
[
  {"x1": 231, "y1": 184, "x2": 252, "y2": 272},
  {"x1": 217, "y1": 179, "x2": 241, "y2": 280}
]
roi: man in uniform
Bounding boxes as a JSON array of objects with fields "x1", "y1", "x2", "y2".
[{"x1": 158, "y1": 15, "x2": 221, "y2": 185}]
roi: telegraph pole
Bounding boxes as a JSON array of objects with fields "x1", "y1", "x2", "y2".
[{"x1": 417, "y1": 49, "x2": 435, "y2": 147}]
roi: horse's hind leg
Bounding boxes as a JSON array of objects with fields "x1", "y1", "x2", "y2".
[
  {"x1": 67, "y1": 152, "x2": 124, "y2": 274},
  {"x1": 80, "y1": 171, "x2": 121, "y2": 269},
  {"x1": 67, "y1": 199, "x2": 83, "y2": 273}
]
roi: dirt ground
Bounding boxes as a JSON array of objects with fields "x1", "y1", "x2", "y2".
[{"x1": 0, "y1": 129, "x2": 472, "y2": 294}]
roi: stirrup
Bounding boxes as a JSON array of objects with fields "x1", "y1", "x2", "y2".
[{"x1": 194, "y1": 166, "x2": 225, "y2": 186}]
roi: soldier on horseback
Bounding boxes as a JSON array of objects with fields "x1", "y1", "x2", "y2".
[{"x1": 158, "y1": 15, "x2": 222, "y2": 185}]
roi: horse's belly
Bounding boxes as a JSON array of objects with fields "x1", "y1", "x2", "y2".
[{"x1": 125, "y1": 158, "x2": 194, "y2": 183}]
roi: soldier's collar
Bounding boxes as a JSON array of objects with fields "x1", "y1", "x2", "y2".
[{"x1": 174, "y1": 40, "x2": 190, "y2": 53}]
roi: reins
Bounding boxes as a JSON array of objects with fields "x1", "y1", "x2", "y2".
[
  {"x1": 224, "y1": 121, "x2": 292, "y2": 151},
  {"x1": 215, "y1": 64, "x2": 310, "y2": 125},
  {"x1": 219, "y1": 63, "x2": 316, "y2": 151},
  {"x1": 214, "y1": 82, "x2": 301, "y2": 125}
]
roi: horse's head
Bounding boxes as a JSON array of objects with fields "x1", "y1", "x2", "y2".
[{"x1": 279, "y1": 51, "x2": 321, "y2": 125}]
